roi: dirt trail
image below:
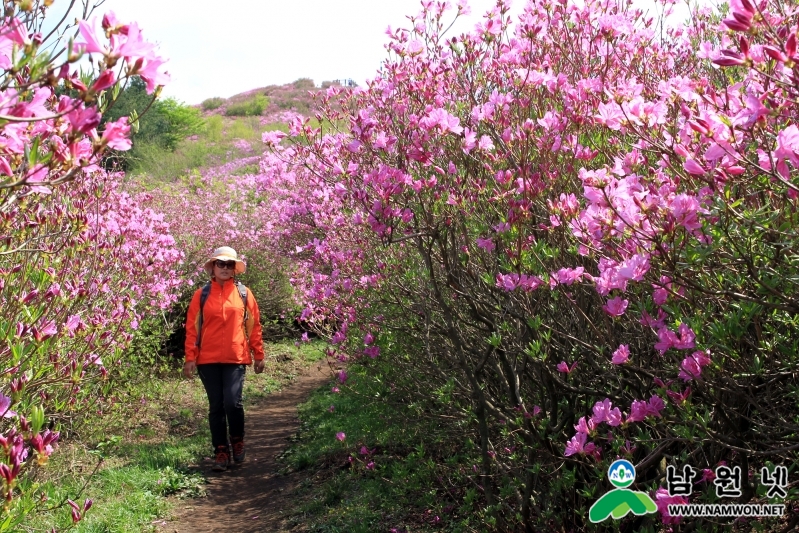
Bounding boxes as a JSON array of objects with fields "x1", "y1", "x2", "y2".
[{"x1": 165, "y1": 365, "x2": 329, "y2": 533}]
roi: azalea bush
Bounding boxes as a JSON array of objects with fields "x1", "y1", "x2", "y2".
[
  {"x1": 0, "y1": 2, "x2": 177, "y2": 528},
  {"x1": 262, "y1": 0, "x2": 798, "y2": 530}
]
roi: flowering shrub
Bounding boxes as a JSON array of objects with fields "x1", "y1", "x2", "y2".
[
  {"x1": 262, "y1": 0, "x2": 798, "y2": 529},
  {"x1": 0, "y1": 3, "x2": 177, "y2": 528}
]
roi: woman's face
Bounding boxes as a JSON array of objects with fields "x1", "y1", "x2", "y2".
[{"x1": 213, "y1": 260, "x2": 236, "y2": 282}]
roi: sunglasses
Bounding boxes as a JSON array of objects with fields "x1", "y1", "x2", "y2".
[{"x1": 214, "y1": 260, "x2": 237, "y2": 270}]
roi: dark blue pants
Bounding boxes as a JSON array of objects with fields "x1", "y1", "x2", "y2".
[{"x1": 197, "y1": 363, "x2": 246, "y2": 451}]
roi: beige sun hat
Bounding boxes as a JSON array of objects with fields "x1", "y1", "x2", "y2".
[{"x1": 204, "y1": 246, "x2": 246, "y2": 276}]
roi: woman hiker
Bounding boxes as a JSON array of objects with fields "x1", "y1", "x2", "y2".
[{"x1": 183, "y1": 246, "x2": 265, "y2": 471}]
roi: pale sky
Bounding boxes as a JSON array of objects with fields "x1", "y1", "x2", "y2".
[
  {"x1": 51, "y1": 0, "x2": 705, "y2": 105},
  {"x1": 91, "y1": 0, "x2": 510, "y2": 104}
]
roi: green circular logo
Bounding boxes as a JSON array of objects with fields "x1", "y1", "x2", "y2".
[{"x1": 608, "y1": 459, "x2": 635, "y2": 488}]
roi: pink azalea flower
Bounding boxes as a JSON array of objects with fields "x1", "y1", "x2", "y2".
[
  {"x1": 592, "y1": 399, "x2": 615, "y2": 424},
  {"x1": 557, "y1": 361, "x2": 577, "y2": 374},
  {"x1": 678, "y1": 350, "x2": 711, "y2": 381},
  {"x1": 335, "y1": 432, "x2": 346, "y2": 442},
  {"x1": 462, "y1": 128, "x2": 477, "y2": 153},
  {"x1": 262, "y1": 130, "x2": 287, "y2": 145},
  {"x1": 618, "y1": 255, "x2": 650, "y2": 282},
  {"x1": 775, "y1": 124, "x2": 799, "y2": 164},
  {"x1": 674, "y1": 323, "x2": 696, "y2": 350},
  {"x1": 612, "y1": 344, "x2": 630, "y2": 364},
  {"x1": 65, "y1": 314, "x2": 82, "y2": 334},
  {"x1": 667, "y1": 387, "x2": 691, "y2": 404},
  {"x1": 646, "y1": 395, "x2": 665, "y2": 417},
  {"x1": 621, "y1": 440, "x2": 637, "y2": 455},
  {"x1": 564, "y1": 431, "x2": 587, "y2": 456},
  {"x1": 683, "y1": 158, "x2": 706, "y2": 175},
  {"x1": 626, "y1": 399, "x2": 649, "y2": 423},
  {"x1": 476, "y1": 237, "x2": 495, "y2": 251},
  {"x1": 606, "y1": 408, "x2": 623, "y2": 427},
  {"x1": 68, "y1": 106, "x2": 101, "y2": 134},
  {"x1": 655, "y1": 488, "x2": 687, "y2": 524},
  {"x1": 137, "y1": 57, "x2": 170, "y2": 94},
  {"x1": 574, "y1": 416, "x2": 596, "y2": 435},
  {"x1": 700, "y1": 468, "x2": 716, "y2": 483},
  {"x1": 363, "y1": 346, "x2": 380, "y2": 358},
  {"x1": 603, "y1": 296, "x2": 628, "y2": 316},
  {"x1": 518, "y1": 274, "x2": 544, "y2": 292},
  {"x1": 652, "y1": 287, "x2": 669, "y2": 305},
  {"x1": 75, "y1": 18, "x2": 107, "y2": 55},
  {"x1": 101, "y1": 117, "x2": 132, "y2": 151},
  {"x1": 594, "y1": 101, "x2": 624, "y2": 130},
  {"x1": 552, "y1": 267, "x2": 584, "y2": 285},
  {"x1": 102, "y1": 11, "x2": 125, "y2": 31},
  {"x1": 0, "y1": 394, "x2": 16, "y2": 418},
  {"x1": 115, "y1": 22, "x2": 156, "y2": 60},
  {"x1": 478, "y1": 135, "x2": 494, "y2": 151},
  {"x1": 32, "y1": 320, "x2": 57, "y2": 342},
  {"x1": 670, "y1": 194, "x2": 703, "y2": 232},
  {"x1": 655, "y1": 323, "x2": 695, "y2": 353},
  {"x1": 496, "y1": 273, "x2": 518, "y2": 291},
  {"x1": 640, "y1": 309, "x2": 667, "y2": 329},
  {"x1": 91, "y1": 69, "x2": 116, "y2": 92},
  {"x1": 405, "y1": 40, "x2": 424, "y2": 55}
]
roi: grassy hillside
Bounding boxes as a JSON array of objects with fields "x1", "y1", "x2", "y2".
[{"x1": 129, "y1": 78, "x2": 349, "y2": 182}]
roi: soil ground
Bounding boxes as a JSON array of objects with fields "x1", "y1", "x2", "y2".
[{"x1": 163, "y1": 364, "x2": 330, "y2": 533}]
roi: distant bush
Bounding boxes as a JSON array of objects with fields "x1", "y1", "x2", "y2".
[
  {"x1": 149, "y1": 98, "x2": 206, "y2": 150},
  {"x1": 225, "y1": 94, "x2": 268, "y2": 116},
  {"x1": 291, "y1": 78, "x2": 315, "y2": 89},
  {"x1": 102, "y1": 78, "x2": 204, "y2": 171},
  {"x1": 201, "y1": 97, "x2": 225, "y2": 110}
]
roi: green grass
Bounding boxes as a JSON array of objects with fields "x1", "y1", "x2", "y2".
[
  {"x1": 278, "y1": 364, "x2": 482, "y2": 533},
  {"x1": 126, "y1": 138, "x2": 231, "y2": 182},
  {"x1": 18, "y1": 341, "x2": 326, "y2": 533},
  {"x1": 127, "y1": 114, "x2": 270, "y2": 182},
  {"x1": 226, "y1": 117, "x2": 260, "y2": 141},
  {"x1": 18, "y1": 377, "x2": 210, "y2": 533}
]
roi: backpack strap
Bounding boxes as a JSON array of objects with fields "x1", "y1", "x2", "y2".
[
  {"x1": 237, "y1": 281, "x2": 250, "y2": 344},
  {"x1": 195, "y1": 282, "x2": 212, "y2": 348}
]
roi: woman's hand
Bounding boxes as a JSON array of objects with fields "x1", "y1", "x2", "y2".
[
  {"x1": 183, "y1": 361, "x2": 196, "y2": 378},
  {"x1": 254, "y1": 359, "x2": 265, "y2": 374}
]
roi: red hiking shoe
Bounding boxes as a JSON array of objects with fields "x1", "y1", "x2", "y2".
[
  {"x1": 212, "y1": 446, "x2": 230, "y2": 472},
  {"x1": 231, "y1": 438, "x2": 245, "y2": 464}
]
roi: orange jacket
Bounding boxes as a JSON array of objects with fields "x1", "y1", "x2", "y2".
[{"x1": 184, "y1": 280, "x2": 264, "y2": 364}]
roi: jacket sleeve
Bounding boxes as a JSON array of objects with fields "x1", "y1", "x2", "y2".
[
  {"x1": 247, "y1": 289, "x2": 265, "y2": 361},
  {"x1": 184, "y1": 289, "x2": 202, "y2": 363}
]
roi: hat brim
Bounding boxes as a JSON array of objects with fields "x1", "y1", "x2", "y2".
[{"x1": 204, "y1": 254, "x2": 246, "y2": 275}]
